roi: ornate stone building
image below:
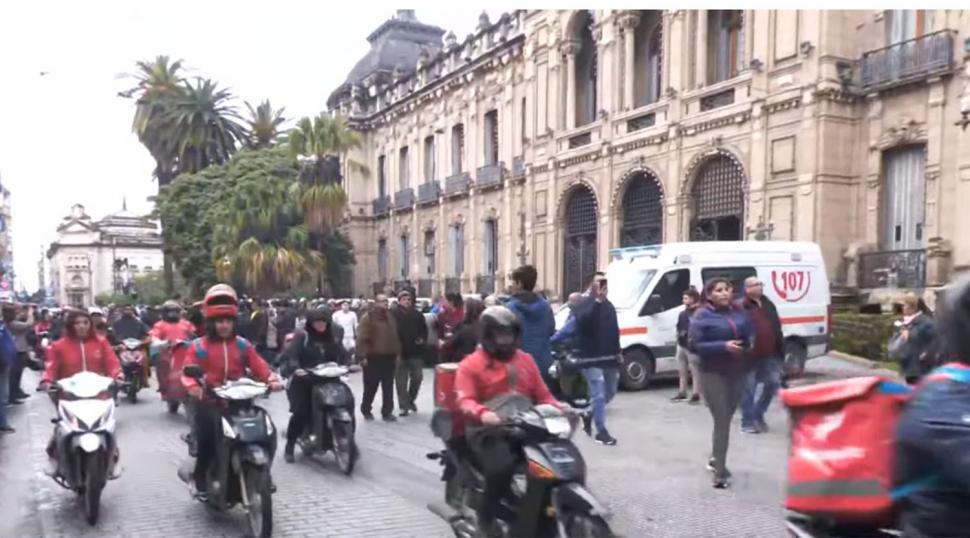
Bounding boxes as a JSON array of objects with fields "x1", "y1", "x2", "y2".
[{"x1": 329, "y1": 9, "x2": 970, "y2": 301}]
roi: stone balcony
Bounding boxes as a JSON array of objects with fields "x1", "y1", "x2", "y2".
[
  {"x1": 372, "y1": 195, "x2": 391, "y2": 217},
  {"x1": 417, "y1": 181, "x2": 441, "y2": 206},
  {"x1": 861, "y1": 30, "x2": 954, "y2": 92},
  {"x1": 476, "y1": 162, "x2": 505, "y2": 191},
  {"x1": 444, "y1": 172, "x2": 471, "y2": 198},
  {"x1": 393, "y1": 188, "x2": 415, "y2": 212}
]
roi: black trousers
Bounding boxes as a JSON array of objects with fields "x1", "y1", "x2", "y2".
[
  {"x1": 471, "y1": 430, "x2": 518, "y2": 526},
  {"x1": 9, "y1": 352, "x2": 28, "y2": 398},
  {"x1": 286, "y1": 377, "x2": 313, "y2": 444},
  {"x1": 193, "y1": 404, "x2": 221, "y2": 484},
  {"x1": 361, "y1": 355, "x2": 395, "y2": 418}
]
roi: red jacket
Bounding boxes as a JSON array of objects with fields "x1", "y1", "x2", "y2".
[
  {"x1": 43, "y1": 335, "x2": 122, "y2": 384},
  {"x1": 455, "y1": 348, "x2": 561, "y2": 422},
  {"x1": 149, "y1": 319, "x2": 196, "y2": 342},
  {"x1": 181, "y1": 336, "x2": 278, "y2": 403}
]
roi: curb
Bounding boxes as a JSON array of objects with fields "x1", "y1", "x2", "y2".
[{"x1": 829, "y1": 350, "x2": 882, "y2": 369}]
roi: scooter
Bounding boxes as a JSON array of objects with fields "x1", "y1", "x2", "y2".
[
  {"x1": 150, "y1": 339, "x2": 190, "y2": 414},
  {"x1": 785, "y1": 511, "x2": 900, "y2": 537},
  {"x1": 428, "y1": 397, "x2": 613, "y2": 538},
  {"x1": 44, "y1": 371, "x2": 121, "y2": 525},
  {"x1": 117, "y1": 338, "x2": 147, "y2": 404},
  {"x1": 178, "y1": 365, "x2": 277, "y2": 538},
  {"x1": 548, "y1": 348, "x2": 596, "y2": 436},
  {"x1": 294, "y1": 362, "x2": 358, "y2": 475}
]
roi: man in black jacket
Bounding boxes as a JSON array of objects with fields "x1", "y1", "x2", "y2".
[
  {"x1": 738, "y1": 276, "x2": 785, "y2": 434},
  {"x1": 393, "y1": 291, "x2": 428, "y2": 416}
]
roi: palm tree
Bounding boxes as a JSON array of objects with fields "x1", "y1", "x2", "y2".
[
  {"x1": 163, "y1": 78, "x2": 247, "y2": 174},
  {"x1": 244, "y1": 100, "x2": 286, "y2": 149},
  {"x1": 120, "y1": 55, "x2": 185, "y2": 186},
  {"x1": 287, "y1": 113, "x2": 368, "y2": 233}
]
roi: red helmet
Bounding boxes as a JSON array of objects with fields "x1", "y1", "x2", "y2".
[{"x1": 203, "y1": 284, "x2": 239, "y2": 319}]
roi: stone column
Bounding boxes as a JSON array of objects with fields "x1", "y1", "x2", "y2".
[
  {"x1": 619, "y1": 14, "x2": 639, "y2": 111},
  {"x1": 562, "y1": 41, "x2": 579, "y2": 130},
  {"x1": 696, "y1": 11, "x2": 708, "y2": 88}
]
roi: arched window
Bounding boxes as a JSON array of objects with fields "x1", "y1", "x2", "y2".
[
  {"x1": 634, "y1": 11, "x2": 663, "y2": 107},
  {"x1": 574, "y1": 11, "x2": 598, "y2": 126},
  {"x1": 620, "y1": 171, "x2": 663, "y2": 246},
  {"x1": 562, "y1": 186, "x2": 598, "y2": 295},
  {"x1": 690, "y1": 153, "x2": 746, "y2": 241}
]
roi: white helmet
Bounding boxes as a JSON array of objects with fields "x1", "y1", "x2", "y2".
[{"x1": 88, "y1": 306, "x2": 105, "y2": 317}]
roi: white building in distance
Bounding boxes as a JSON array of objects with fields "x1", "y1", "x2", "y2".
[{"x1": 47, "y1": 203, "x2": 163, "y2": 307}]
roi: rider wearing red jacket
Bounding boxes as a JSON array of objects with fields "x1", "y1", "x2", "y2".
[
  {"x1": 181, "y1": 284, "x2": 281, "y2": 495},
  {"x1": 150, "y1": 300, "x2": 196, "y2": 404},
  {"x1": 41, "y1": 309, "x2": 122, "y2": 387}
]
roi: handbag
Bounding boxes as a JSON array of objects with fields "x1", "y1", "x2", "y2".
[{"x1": 887, "y1": 329, "x2": 908, "y2": 362}]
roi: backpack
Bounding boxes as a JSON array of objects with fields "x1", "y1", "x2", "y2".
[
  {"x1": 192, "y1": 336, "x2": 251, "y2": 366},
  {"x1": 780, "y1": 376, "x2": 912, "y2": 526}
]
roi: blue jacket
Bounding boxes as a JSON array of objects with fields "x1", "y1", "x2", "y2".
[
  {"x1": 550, "y1": 314, "x2": 577, "y2": 347},
  {"x1": 894, "y1": 364, "x2": 970, "y2": 536},
  {"x1": 0, "y1": 322, "x2": 15, "y2": 369},
  {"x1": 687, "y1": 304, "x2": 753, "y2": 375},
  {"x1": 571, "y1": 296, "x2": 621, "y2": 363},
  {"x1": 506, "y1": 291, "x2": 556, "y2": 374}
]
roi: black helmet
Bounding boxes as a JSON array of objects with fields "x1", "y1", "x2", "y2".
[
  {"x1": 480, "y1": 306, "x2": 521, "y2": 361},
  {"x1": 937, "y1": 276, "x2": 970, "y2": 365}
]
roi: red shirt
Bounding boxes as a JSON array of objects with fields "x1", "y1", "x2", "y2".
[
  {"x1": 43, "y1": 335, "x2": 122, "y2": 384},
  {"x1": 180, "y1": 336, "x2": 278, "y2": 403},
  {"x1": 455, "y1": 348, "x2": 562, "y2": 422},
  {"x1": 149, "y1": 319, "x2": 196, "y2": 342}
]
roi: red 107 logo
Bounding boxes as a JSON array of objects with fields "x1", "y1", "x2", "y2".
[{"x1": 771, "y1": 270, "x2": 811, "y2": 302}]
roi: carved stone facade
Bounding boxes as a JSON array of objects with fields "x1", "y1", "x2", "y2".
[{"x1": 331, "y1": 10, "x2": 970, "y2": 299}]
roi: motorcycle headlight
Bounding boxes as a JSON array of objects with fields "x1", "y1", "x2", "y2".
[
  {"x1": 543, "y1": 416, "x2": 573, "y2": 439},
  {"x1": 221, "y1": 417, "x2": 237, "y2": 439}
]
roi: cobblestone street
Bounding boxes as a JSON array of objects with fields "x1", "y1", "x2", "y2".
[{"x1": 0, "y1": 355, "x2": 889, "y2": 537}]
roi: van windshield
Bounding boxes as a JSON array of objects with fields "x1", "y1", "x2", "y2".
[{"x1": 607, "y1": 268, "x2": 656, "y2": 310}]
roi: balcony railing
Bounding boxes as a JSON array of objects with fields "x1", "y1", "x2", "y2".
[
  {"x1": 417, "y1": 181, "x2": 441, "y2": 205},
  {"x1": 445, "y1": 277, "x2": 462, "y2": 294},
  {"x1": 417, "y1": 278, "x2": 433, "y2": 298},
  {"x1": 511, "y1": 155, "x2": 526, "y2": 178},
  {"x1": 372, "y1": 281, "x2": 386, "y2": 296},
  {"x1": 393, "y1": 188, "x2": 415, "y2": 211},
  {"x1": 444, "y1": 172, "x2": 471, "y2": 198},
  {"x1": 393, "y1": 279, "x2": 412, "y2": 293},
  {"x1": 858, "y1": 249, "x2": 926, "y2": 289},
  {"x1": 476, "y1": 162, "x2": 505, "y2": 191},
  {"x1": 372, "y1": 195, "x2": 391, "y2": 216},
  {"x1": 861, "y1": 30, "x2": 954, "y2": 92},
  {"x1": 476, "y1": 274, "x2": 496, "y2": 295}
]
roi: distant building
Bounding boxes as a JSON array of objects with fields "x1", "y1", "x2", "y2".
[{"x1": 47, "y1": 203, "x2": 163, "y2": 307}]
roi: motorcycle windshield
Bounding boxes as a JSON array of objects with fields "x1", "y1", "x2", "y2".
[
  {"x1": 57, "y1": 371, "x2": 114, "y2": 399},
  {"x1": 215, "y1": 379, "x2": 267, "y2": 400}
]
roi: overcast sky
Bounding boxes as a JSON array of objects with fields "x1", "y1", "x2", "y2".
[{"x1": 0, "y1": 1, "x2": 501, "y2": 292}]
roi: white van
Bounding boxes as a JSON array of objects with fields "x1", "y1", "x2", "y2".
[{"x1": 595, "y1": 241, "x2": 831, "y2": 391}]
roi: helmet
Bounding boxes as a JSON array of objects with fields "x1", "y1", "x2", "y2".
[
  {"x1": 161, "y1": 300, "x2": 181, "y2": 311},
  {"x1": 479, "y1": 306, "x2": 521, "y2": 361},
  {"x1": 88, "y1": 306, "x2": 105, "y2": 317},
  {"x1": 203, "y1": 284, "x2": 239, "y2": 319}
]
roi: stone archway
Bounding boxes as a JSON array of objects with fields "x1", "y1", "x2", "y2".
[
  {"x1": 562, "y1": 184, "x2": 598, "y2": 295},
  {"x1": 618, "y1": 168, "x2": 664, "y2": 246}
]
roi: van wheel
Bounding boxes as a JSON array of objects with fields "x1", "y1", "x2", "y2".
[
  {"x1": 620, "y1": 348, "x2": 654, "y2": 391},
  {"x1": 784, "y1": 340, "x2": 807, "y2": 378}
]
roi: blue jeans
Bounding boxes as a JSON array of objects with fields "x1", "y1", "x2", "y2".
[
  {"x1": 0, "y1": 366, "x2": 9, "y2": 428},
  {"x1": 741, "y1": 356, "x2": 782, "y2": 428},
  {"x1": 582, "y1": 367, "x2": 618, "y2": 434}
]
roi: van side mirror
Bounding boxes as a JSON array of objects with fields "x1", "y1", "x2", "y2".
[
  {"x1": 643, "y1": 294, "x2": 663, "y2": 315},
  {"x1": 183, "y1": 364, "x2": 204, "y2": 380}
]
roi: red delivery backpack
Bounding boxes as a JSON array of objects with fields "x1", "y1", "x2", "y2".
[
  {"x1": 431, "y1": 363, "x2": 462, "y2": 440},
  {"x1": 780, "y1": 376, "x2": 912, "y2": 526}
]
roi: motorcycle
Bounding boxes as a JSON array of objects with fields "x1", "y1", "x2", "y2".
[
  {"x1": 178, "y1": 364, "x2": 277, "y2": 538},
  {"x1": 44, "y1": 371, "x2": 121, "y2": 525},
  {"x1": 548, "y1": 348, "x2": 599, "y2": 436},
  {"x1": 785, "y1": 511, "x2": 900, "y2": 538},
  {"x1": 428, "y1": 397, "x2": 613, "y2": 538},
  {"x1": 150, "y1": 339, "x2": 190, "y2": 414},
  {"x1": 117, "y1": 338, "x2": 147, "y2": 404},
  {"x1": 294, "y1": 362, "x2": 358, "y2": 475}
]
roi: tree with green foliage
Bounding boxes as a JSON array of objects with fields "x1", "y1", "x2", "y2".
[{"x1": 244, "y1": 100, "x2": 287, "y2": 149}]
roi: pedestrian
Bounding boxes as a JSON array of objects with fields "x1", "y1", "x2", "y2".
[
  {"x1": 689, "y1": 277, "x2": 754, "y2": 489},
  {"x1": 332, "y1": 300, "x2": 359, "y2": 360},
  {"x1": 452, "y1": 298, "x2": 486, "y2": 361},
  {"x1": 570, "y1": 272, "x2": 621, "y2": 446},
  {"x1": 889, "y1": 292, "x2": 937, "y2": 385},
  {"x1": 393, "y1": 291, "x2": 428, "y2": 416},
  {"x1": 276, "y1": 300, "x2": 297, "y2": 350},
  {"x1": 436, "y1": 293, "x2": 465, "y2": 363},
  {"x1": 672, "y1": 286, "x2": 703, "y2": 404},
  {"x1": 505, "y1": 265, "x2": 557, "y2": 389},
  {"x1": 894, "y1": 277, "x2": 970, "y2": 536},
  {"x1": 0, "y1": 314, "x2": 18, "y2": 432},
  {"x1": 4, "y1": 303, "x2": 34, "y2": 404},
  {"x1": 738, "y1": 277, "x2": 785, "y2": 433},
  {"x1": 356, "y1": 294, "x2": 401, "y2": 421}
]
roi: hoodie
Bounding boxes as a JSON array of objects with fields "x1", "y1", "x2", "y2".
[{"x1": 505, "y1": 291, "x2": 556, "y2": 376}]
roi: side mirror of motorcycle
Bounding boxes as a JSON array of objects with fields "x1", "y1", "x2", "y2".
[
  {"x1": 183, "y1": 364, "x2": 204, "y2": 380},
  {"x1": 642, "y1": 294, "x2": 663, "y2": 316}
]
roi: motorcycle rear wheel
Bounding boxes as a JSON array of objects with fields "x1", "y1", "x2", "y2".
[
  {"x1": 560, "y1": 513, "x2": 613, "y2": 538},
  {"x1": 166, "y1": 399, "x2": 180, "y2": 414},
  {"x1": 83, "y1": 452, "x2": 104, "y2": 526},
  {"x1": 127, "y1": 377, "x2": 139, "y2": 404},
  {"x1": 331, "y1": 421, "x2": 357, "y2": 475},
  {"x1": 244, "y1": 464, "x2": 273, "y2": 538}
]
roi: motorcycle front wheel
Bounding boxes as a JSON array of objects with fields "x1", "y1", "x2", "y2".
[
  {"x1": 127, "y1": 377, "x2": 139, "y2": 404},
  {"x1": 244, "y1": 464, "x2": 273, "y2": 538},
  {"x1": 83, "y1": 452, "x2": 104, "y2": 525},
  {"x1": 166, "y1": 399, "x2": 180, "y2": 414},
  {"x1": 331, "y1": 421, "x2": 357, "y2": 475},
  {"x1": 560, "y1": 513, "x2": 613, "y2": 538}
]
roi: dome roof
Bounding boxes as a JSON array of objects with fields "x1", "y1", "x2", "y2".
[{"x1": 328, "y1": 10, "x2": 445, "y2": 107}]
